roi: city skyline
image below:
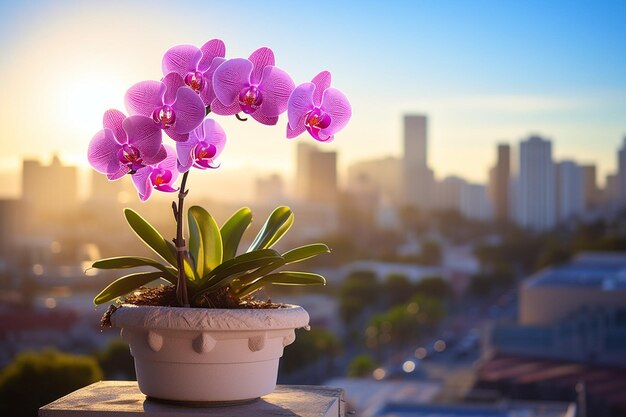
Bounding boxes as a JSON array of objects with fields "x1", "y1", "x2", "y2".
[{"x1": 1, "y1": 1, "x2": 626, "y2": 195}]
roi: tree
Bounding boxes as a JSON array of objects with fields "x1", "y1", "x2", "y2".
[
  {"x1": 0, "y1": 350, "x2": 103, "y2": 417},
  {"x1": 279, "y1": 329, "x2": 342, "y2": 376},
  {"x1": 97, "y1": 339, "x2": 136, "y2": 380},
  {"x1": 347, "y1": 354, "x2": 377, "y2": 377},
  {"x1": 414, "y1": 276, "x2": 452, "y2": 299},
  {"x1": 383, "y1": 273, "x2": 414, "y2": 306},
  {"x1": 338, "y1": 270, "x2": 380, "y2": 324},
  {"x1": 418, "y1": 241, "x2": 442, "y2": 266}
]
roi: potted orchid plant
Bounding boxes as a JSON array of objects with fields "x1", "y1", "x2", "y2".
[{"x1": 87, "y1": 39, "x2": 351, "y2": 403}]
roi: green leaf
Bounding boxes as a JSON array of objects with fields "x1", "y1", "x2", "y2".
[
  {"x1": 93, "y1": 271, "x2": 165, "y2": 305},
  {"x1": 248, "y1": 206, "x2": 294, "y2": 252},
  {"x1": 283, "y1": 244, "x2": 330, "y2": 264},
  {"x1": 194, "y1": 249, "x2": 283, "y2": 299},
  {"x1": 91, "y1": 256, "x2": 177, "y2": 284},
  {"x1": 221, "y1": 207, "x2": 253, "y2": 261},
  {"x1": 235, "y1": 271, "x2": 326, "y2": 298},
  {"x1": 124, "y1": 209, "x2": 177, "y2": 267},
  {"x1": 230, "y1": 257, "x2": 286, "y2": 291},
  {"x1": 188, "y1": 206, "x2": 223, "y2": 278}
]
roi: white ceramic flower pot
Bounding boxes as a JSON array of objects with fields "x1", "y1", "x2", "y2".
[{"x1": 111, "y1": 304, "x2": 309, "y2": 403}]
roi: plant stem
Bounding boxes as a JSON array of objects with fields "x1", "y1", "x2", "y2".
[{"x1": 175, "y1": 170, "x2": 190, "y2": 307}]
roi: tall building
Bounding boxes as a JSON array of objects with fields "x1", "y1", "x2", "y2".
[
  {"x1": 617, "y1": 136, "x2": 626, "y2": 207},
  {"x1": 488, "y1": 143, "x2": 510, "y2": 222},
  {"x1": 403, "y1": 114, "x2": 434, "y2": 209},
  {"x1": 556, "y1": 160, "x2": 584, "y2": 222},
  {"x1": 581, "y1": 164, "x2": 599, "y2": 210},
  {"x1": 294, "y1": 143, "x2": 337, "y2": 204},
  {"x1": 347, "y1": 156, "x2": 403, "y2": 205},
  {"x1": 22, "y1": 155, "x2": 78, "y2": 221},
  {"x1": 434, "y1": 176, "x2": 465, "y2": 211},
  {"x1": 605, "y1": 173, "x2": 620, "y2": 206},
  {"x1": 515, "y1": 136, "x2": 556, "y2": 231},
  {"x1": 254, "y1": 173, "x2": 285, "y2": 205},
  {"x1": 460, "y1": 182, "x2": 493, "y2": 221}
]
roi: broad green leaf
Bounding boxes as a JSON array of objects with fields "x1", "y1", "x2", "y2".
[
  {"x1": 188, "y1": 206, "x2": 222, "y2": 278},
  {"x1": 94, "y1": 271, "x2": 165, "y2": 305},
  {"x1": 235, "y1": 271, "x2": 326, "y2": 298},
  {"x1": 248, "y1": 206, "x2": 294, "y2": 252},
  {"x1": 283, "y1": 244, "x2": 330, "y2": 264},
  {"x1": 91, "y1": 256, "x2": 177, "y2": 284},
  {"x1": 230, "y1": 258, "x2": 286, "y2": 291},
  {"x1": 124, "y1": 209, "x2": 177, "y2": 267},
  {"x1": 194, "y1": 249, "x2": 283, "y2": 299},
  {"x1": 221, "y1": 207, "x2": 253, "y2": 261}
]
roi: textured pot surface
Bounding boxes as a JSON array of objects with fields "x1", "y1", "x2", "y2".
[{"x1": 111, "y1": 304, "x2": 309, "y2": 402}]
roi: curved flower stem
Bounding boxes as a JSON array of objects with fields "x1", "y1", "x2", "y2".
[{"x1": 174, "y1": 170, "x2": 190, "y2": 307}]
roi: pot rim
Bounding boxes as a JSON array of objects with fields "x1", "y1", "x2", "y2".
[{"x1": 110, "y1": 303, "x2": 309, "y2": 332}]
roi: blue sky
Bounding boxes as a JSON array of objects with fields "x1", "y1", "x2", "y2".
[{"x1": 0, "y1": 0, "x2": 625, "y2": 194}]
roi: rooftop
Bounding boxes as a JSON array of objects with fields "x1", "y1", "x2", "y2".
[{"x1": 525, "y1": 252, "x2": 626, "y2": 290}]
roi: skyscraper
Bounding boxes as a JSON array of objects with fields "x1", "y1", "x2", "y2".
[
  {"x1": 488, "y1": 143, "x2": 511, "y2": 222},
  {"x1": 515, "y1": 136, "x2": 556, "y2": 231},
  {"x1": 581, "y1": 164, "x2": 599, "y2": 210},
  {"x1": 294, "y1": 143, "x2": 337, "y2": 204},
  {"x1": 617, "y1": 136, "x2": 626, "y2": 207},
  {"x1": 556, "y1": 160, "x2": 584, "y2": 223},
  {"x1": 403, "y1": 114, "x2": 434, "y2": 208}
]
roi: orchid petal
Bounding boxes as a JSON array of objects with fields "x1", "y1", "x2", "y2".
[
  {"x1": 162, "y1": 72, "x2": 186, "y2": 105},
  {"x1": 165, "y1": 130, "x2": 189, "y2": 142},
  {"x1": 258, "y1": 66, "x2": 295, "y2": 117},
  {"x1": 122, "y1": 115, "x2": 163, "y2": 158},
  {"x1": 176, "y1": 134, "x2": 199, "y2": 172},
  {"x1": 213, "y1": 58, "x2": 253, "y2": 106},
  {"x1": 125, "y1": 81, "x2": 165, "y2": 117},
  {"x1": 102, "y1": 109, "x2": 127, "y2": 144},
  {"x1": 107, "y1": 165, "x2": 130, "y2": 181},
  {"x1": 162, "y1": 45, "x2": 202, "y2": 76},
  {"x1": 196, "y1": 118, "x2": 227, "y2": 158},
  {"x1": 248, "y1": 47, "x2": 275, "y2": 85},
  {"x1": 320, "y1": 88, "x2": 352, "y2": 136},
  {"x1": 287, "y1": 83, "x2": 315, "y2": 129},
  {"x1": 132, "y1": 167, "x2": 152, "y2": 202},
  {"x1": 209, "y1": 98, "x2": 240, "y2": 116},
  {"x1": 200, "y1": 57, "x2": 226, "y2": 105},
  {"x1": 311, "y1": 71, "x2": 332, "y2": 107},
  {"x1": 251, "y1": 112, "x2": 278, "y2": 126},
  {"x1": 155, "y1": 184, "x2": 178, "y2": 193},
  {"x1": 143, "y1": 145, "x2": 167, "y2": 165},
  {"x1": 88, "y1": 128, "x2": 121, "y2": 175},
  {"x1": 158, "y1": 146, "x2": 180, "y2": 184},
  {"x1": 198, "y1": 39, "x2": 226, "y2": 72},
  {"x1": 172, "y1": 86, "x2": 205, "y2": 134},
  {"x1": 286, "y1": 121, "x2": 307, "y2": 139}
]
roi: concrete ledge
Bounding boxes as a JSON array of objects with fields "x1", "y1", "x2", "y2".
[{"x1": 39, "y1": 381, "x2": 344, "y2": 417}]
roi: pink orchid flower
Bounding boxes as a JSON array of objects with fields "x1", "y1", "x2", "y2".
[
  {"x1": 176, "y1": 118, "x2": 226, "y2": 173},
  {"x1": 87, "y1": 109, "x2": 165, "y2": 180},
  {"x1": 131, "y1": 145, "x2": 179, "y2": 202},
  {"x1": 287, "y1": 71, "x2": 351, "y2": 142},
  {"x1": 162, "y1": 39, "x2": 226, "y2": 106},
  {"x1": 212, "y1": 47, "x2": 295, "y2": 125},
  {"x1": 125, "y1": 74, "x2": 205, "y2": 142}
]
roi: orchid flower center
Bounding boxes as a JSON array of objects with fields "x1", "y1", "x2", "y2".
[
  {"x1": 117, "y1": 144, "x2": 144, "y2": 173},
  {"x1": 194, "y1": 143, "x2": 217, "y2": 161},
  {"x1": 304, "y1": 108, "x2": 331, "y2": 139},
  {"x1": 149, "y1": 168, "x2": 172, "y2": 188},
  {"x1": 184, "y1": 71, "x2": 205, "y2": 93},
  {"x1": 238, "y1": 85, "x2": 263, "y2": 114},
  {"x1": 152, "y1": 105, "x2": 176, "y2": 129}
]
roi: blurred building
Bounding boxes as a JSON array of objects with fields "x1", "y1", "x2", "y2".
[
  {"x1": 403, "y1": 114, "x2": 434, "y2": 209},
  {"x1": 556, "y1": 160, "x2": 584, "y2": 223},
  {"x1": 460, "y1": 183, "x2": 493, "y2": 221},
  {"x1": 581, "y1": 164, "x2": 599, "y2": 210},
  {"x1": 254, "y1": 173, "x2": 285, "y2": 205},
  {"x1": 604, "y1": 173, "x2": 620, "y2": 207},
  {"x1": 0, "y1": 199, "x2": 19, "y2": 283},
  {"x1": 434, "y1": 176, "x2": 465, "y2": 211},
  {"x1": 488, "y1": 143, "x2": 511, "y2": 223},
  {"x1": 514, "y1": 136, "x2": 556, "y2": 231},
  {"x1": 347, "y1": 156, "x2": 403, "y2": 205},
  {"x1": 22, "y1": 155, "x2": 78, "y2": 217},
  {"x1": 617, "y1": 136, "x2": 626, "y2": 207},
  {"x1": 295, "y1": 143, "x2": 337, "y2": 204}
]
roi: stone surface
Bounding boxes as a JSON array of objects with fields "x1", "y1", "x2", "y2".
[{"x1": 39, "y1": 381, "x2": 344, "y2": 417}]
